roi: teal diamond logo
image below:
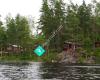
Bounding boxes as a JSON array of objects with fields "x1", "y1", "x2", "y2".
[{"x1": 34, "y1": 45, "x2": 46, "y2": 56}]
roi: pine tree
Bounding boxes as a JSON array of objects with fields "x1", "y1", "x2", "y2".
[
  {"x1": 6, "y1": 14, "x2": 31, "y2": 51},
  {"x1": 78, "y1": 0, "x2": 92, "y2": 38}
]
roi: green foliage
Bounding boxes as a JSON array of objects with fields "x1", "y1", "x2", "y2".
[
  {"x1": 66, "y1": 4, "x2": 80, "y2": 41},
  {"x1": 40, "y1": 0, "x2": 65, "y2": 51},
  {"x1": 6, "y1": 14, "x2": 32, "y2": 51},
  {"x1": 83, "y1": 37, "x2": 93, "y2": 49},
  {"x1": 93, "y1": 48, "x2": 100, "y2": 63},
  {"x1": 39, "y1": 0, "x2": 96, "y2": 52},
  {"x1": 0, "y1": 22, "x2": 7, "y2": 48},
  {"x1": 78, "y1": 56, "x2": 85, "y2": 63},
  {"x1": 39, "y1": 0, "x2": 100, "y2": 62},
  {"x1": 94, "y1": 48, "x2": 100, "y2": 57},
  {"x1": 78, "y1": 1, "x2": 92, "y2": 39},
  {"x1": 41, "y1": 52, "x2": 58, "y2": 62},
  {"x1": 0, "y1": 0, "x2": 100, "y2": 62}
]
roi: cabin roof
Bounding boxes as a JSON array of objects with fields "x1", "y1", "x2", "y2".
[{"x1": 64, "y1": 41, "x2": 82, "y2": 46}]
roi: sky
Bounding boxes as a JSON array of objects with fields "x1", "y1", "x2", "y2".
[
  {"x1": 0, "y1": 0, "x2": 93, "y2": 23},
  {"x1": 0, "y1": 0, "x2": 42, "y2": 22}
]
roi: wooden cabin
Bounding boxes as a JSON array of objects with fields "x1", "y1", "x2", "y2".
[
  {"x1": 7, "y1": 44, "x2": 23, "y2": 53},
  {"x1": 95, "y1": 41, "x2": 100, "y2": 48},
  {"x1": 63, "y1": 41, "x2": 81, "y2": 51},
  {"x1": 63, "y1": 41, "x2": 82, "y2": 56}
]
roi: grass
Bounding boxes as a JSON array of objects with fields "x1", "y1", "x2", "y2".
[
  {"x1": 0, "y1": 48, "x2": 99, "y2": 63},
  {"x1": 0, "y1": 51, "x2": 58, "y2": 62}
]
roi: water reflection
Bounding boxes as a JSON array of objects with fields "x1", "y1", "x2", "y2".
[
  {"x1": 0, "y1": 62, "x2": 100, "y2": 80},
  {"x1": 0, "y1": 62, "x2": 42, "y2": 80},
  {"x1": 40, "y1": 63, "x2": 100, "y2": 80}
]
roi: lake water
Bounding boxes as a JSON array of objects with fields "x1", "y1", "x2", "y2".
[{"x1": 0, "y1": 62, "x2": 100, "y2": 80}]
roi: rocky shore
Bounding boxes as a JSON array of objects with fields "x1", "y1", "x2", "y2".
[{"x1": 58, "y1": 51, "x2": 95, "y2": 64}]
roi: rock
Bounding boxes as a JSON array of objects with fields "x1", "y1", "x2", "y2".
[
  {"x1": 84, "y1": 57, "x2": 95, "y2": 64},
  {"x1": 58, "y1": 51, "x2": 77, "y2": 63}
]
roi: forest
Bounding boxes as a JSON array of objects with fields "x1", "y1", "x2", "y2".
[{"x1": 0, "y1": 0, "x2": 100, "y2": 63}]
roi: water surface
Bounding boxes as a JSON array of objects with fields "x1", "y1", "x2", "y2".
[{"x1": 0, "y1": 62, "x2": 100, "y2": 80}]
